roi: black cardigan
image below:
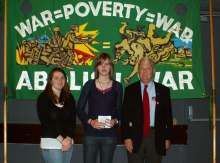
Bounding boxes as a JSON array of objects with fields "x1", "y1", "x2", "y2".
[{"x1": 37, "y1": 92, "x2": 76, "y2": 139}]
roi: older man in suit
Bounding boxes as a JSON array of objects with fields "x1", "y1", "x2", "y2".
[{"x1": 121, "y1": 57, "x2": 173, "y2": 163}]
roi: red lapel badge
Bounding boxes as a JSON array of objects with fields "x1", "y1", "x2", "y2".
[{"x1": 152, "y1": 97, "x2": 156, "y2": 101}]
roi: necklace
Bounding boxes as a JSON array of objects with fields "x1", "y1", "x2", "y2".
[{"x1": 98, "y1": 79, "x2": 111, "y2": 94}]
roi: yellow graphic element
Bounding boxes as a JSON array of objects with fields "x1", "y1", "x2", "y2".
[
  {"x1": 103, "y1": 42, "x2": 110, "y2": 44},
  {"x1": 103, "y1": 42, "x2": 110, "y2": 48},
  {"x1": 73, "y1": 53, "x2": 93, "y2": 66},
  {"x1": 103, "y1": 46, "x2": 110, "y2": 48},
  {"x1": 113, "y1": 22, "x2": 178, "y2": 84},
  {"x1": 178, "y1": 45, "x2": 188, "y2": 55},
  {"x1": 16, "y1": 22, "x2": 100, "y2": 69},
  {"x1": 16, "y1": 45, "x2": 28, "y2": 65},
  {"x1": 175, "y1": 44, "x2": 192, "y2": 60}
]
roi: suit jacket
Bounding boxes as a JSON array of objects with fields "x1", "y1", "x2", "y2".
[{"x1": 121, "y1": 81, "x2": 173, "y2": 156}]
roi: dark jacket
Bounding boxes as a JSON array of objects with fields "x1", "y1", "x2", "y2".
[{"x1": 121, "y1": 81, "x2": 173, "y2": 156}]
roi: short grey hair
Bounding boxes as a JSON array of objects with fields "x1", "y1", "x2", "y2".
[{"x1": 138, "y1": 57, "x2": 155, "y2": 69}]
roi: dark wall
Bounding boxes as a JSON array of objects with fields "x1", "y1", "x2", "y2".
[
  {"x1": 186, "y1": 11, "x2": 220, "y2": 162},
  {"x1": 1, "y1": 1, "x2": 220, "y2": 163}
]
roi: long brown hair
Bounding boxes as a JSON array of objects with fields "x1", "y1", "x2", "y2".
[
  {"x1": 94, "y1": 53, "x2": 114, "y2": 80},
  {"x1": 44, "y1": 67, "x2": 70, "y2": 103}
]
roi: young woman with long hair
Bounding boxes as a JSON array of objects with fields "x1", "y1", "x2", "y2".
[
  {"x1": 37, "y1": 67, "x2": 76, "y2": 163},
  {"x1": 77, "y1": 53, "x2": 123, "y2": 163}
]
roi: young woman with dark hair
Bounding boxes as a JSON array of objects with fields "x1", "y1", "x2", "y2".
[{"x1": 37, "y1": 67, "x2": 76, "y2": 163}]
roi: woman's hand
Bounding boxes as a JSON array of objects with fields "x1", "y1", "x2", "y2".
[
  {"x1": 61, "y1": 144, "x2": 71, "y2": 152},
  {"x1": 104, "y1": 119, "x2": 116, "y2": 128},
  {"x1": 90, "y1": 119, "x2": 105, "y2": 130},
  {"x1": 61, "y1": 137, "x2": 72, "y2": 148}
]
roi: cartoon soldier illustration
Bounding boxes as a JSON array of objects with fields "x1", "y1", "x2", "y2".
[
  {"x1": 114, "y1": 22, "x2": 177, "y2": 84},
  {"x1": 62, "y1": 24, "x2": 93, "y2": 69},
  {"x1": 23, "y1": 36, "x2": 42, "y2": 65},
  {"x1": 46, "y1": 26, "x2": 64, "y2": 66}
]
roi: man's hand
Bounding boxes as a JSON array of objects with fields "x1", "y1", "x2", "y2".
[
  {"x1": 166, "y1": 140, "x2": 171, "y2": 150},
  {"x1": 124, "y1": 139, "x2": 133, "y2": 153}
]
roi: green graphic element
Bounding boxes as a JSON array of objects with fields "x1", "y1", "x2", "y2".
[{"x1": 7, "y1": 0, "x2": 205, "y2": 99}]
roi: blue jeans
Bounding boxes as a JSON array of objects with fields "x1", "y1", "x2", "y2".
[
  {"x1": 83, "y1": 136, "x2": 117, "y2": 163},
  {"x1": 41, "y1": 146, "x2": 74, "y2": 163}
]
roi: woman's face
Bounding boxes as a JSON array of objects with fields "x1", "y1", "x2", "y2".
[
  {"x1": 97, "y1": 59, "x2": 111, "y2": 77},
  {"x1": 51, "y1": 71, "x2": 66, "y2": 92}
]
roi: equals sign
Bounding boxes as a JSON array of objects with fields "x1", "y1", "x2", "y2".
[{"x1": 103, "y1": 42, "x2": 110, "y2": 49}]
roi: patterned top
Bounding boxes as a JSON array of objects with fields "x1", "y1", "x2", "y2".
[{"x1": 76, "y1": 80, "x2": 123, "y2": 137}]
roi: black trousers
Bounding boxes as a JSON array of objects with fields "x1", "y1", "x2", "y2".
[{"x1": 127, "y1": 129, "x2": 162, "y2": 163}]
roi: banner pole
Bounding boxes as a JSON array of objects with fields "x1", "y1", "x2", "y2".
[
  {"x1": 209, "y1": 1, "x2": 216, "y2": 163},
  {"x1": 3, "y1": 0, "x2": 8, "y2": 162}
]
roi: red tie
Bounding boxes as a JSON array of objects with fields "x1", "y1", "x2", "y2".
[{"x1": 143, "y1": 85, "x2": 150, "y2": 137}]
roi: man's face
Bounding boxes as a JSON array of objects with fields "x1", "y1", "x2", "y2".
[{"x1": 138, "y1": 61, "x2": 155, "y2": 85}]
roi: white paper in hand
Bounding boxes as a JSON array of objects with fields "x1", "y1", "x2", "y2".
[{"x1": 98, "y1": 116, "x2": 111, "y2": 128}]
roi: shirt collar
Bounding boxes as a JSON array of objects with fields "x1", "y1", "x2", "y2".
[{"x1": 140, "y1": 80, "x2": 154, "y2": 89}]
